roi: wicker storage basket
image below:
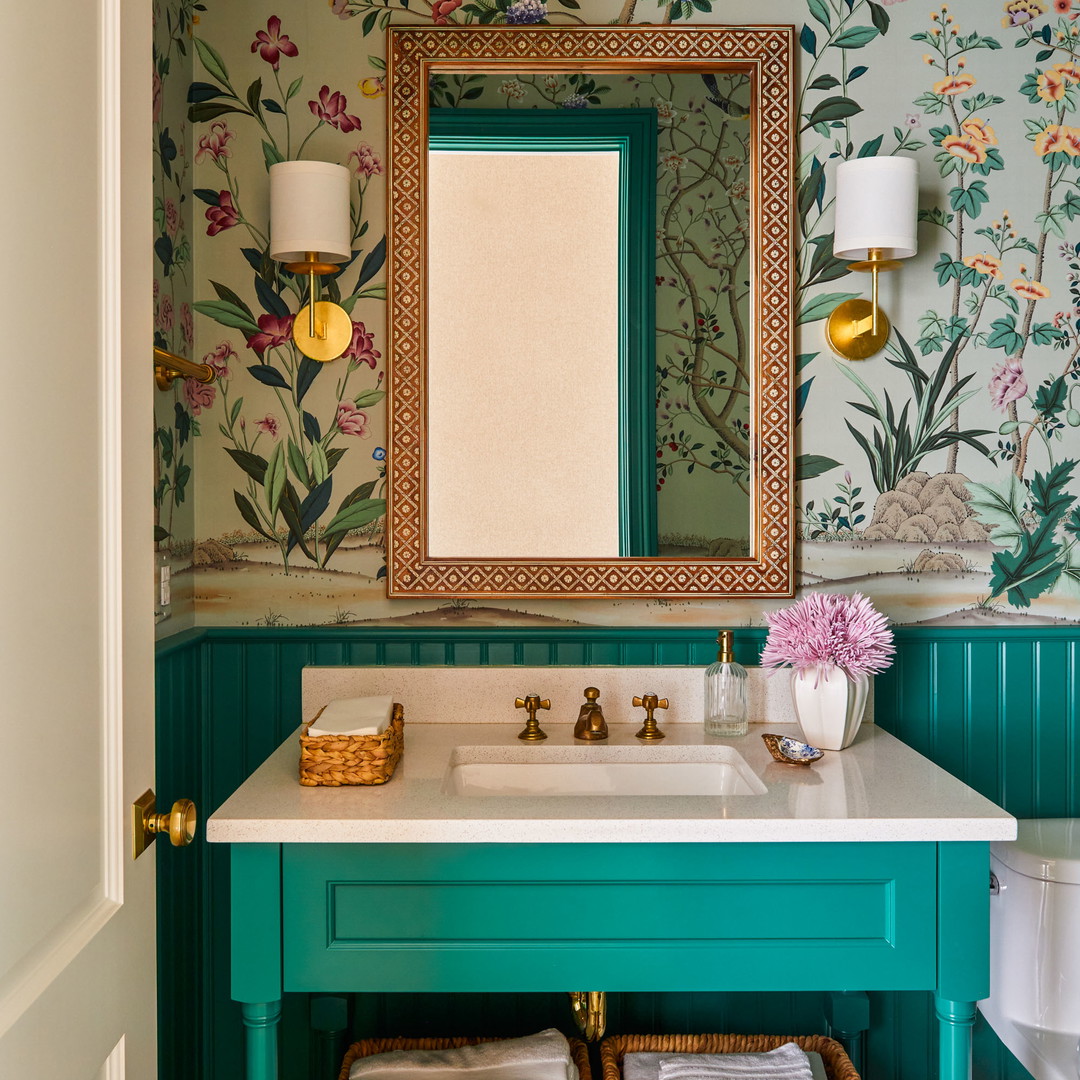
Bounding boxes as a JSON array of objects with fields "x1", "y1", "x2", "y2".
[
  {"x1": 338, "y1": 1035, "x2": 592, "y2": 1080},
  {"x1": 298, "y1": 702, "x2": 404, "y2": 787},
  {"x1": 600, "y1": 1033, "x2": 860, "y2": 1080}
]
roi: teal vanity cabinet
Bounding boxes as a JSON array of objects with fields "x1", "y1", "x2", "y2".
[{"x1": 211, "y1": 723, "x2": 1015, "y2": 1080}]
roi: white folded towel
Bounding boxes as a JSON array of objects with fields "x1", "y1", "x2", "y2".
[
  {"x1": 307, "y1": 695, "x2": 394, "y2": 738},
  {"x1": 625, "y1": 1051, "x2": 827, "y2": 1080},
  {"x1": 655, "y1": 1043, "x2": 815, "y2": 1080},
  {"x1": 348, "y1": 1029, "x2": 577, "y2": 1080}
]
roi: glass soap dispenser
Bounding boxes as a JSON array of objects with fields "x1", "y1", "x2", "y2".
[{"x1": 704, "y1": 630, "x2": 749, "y2": 736}]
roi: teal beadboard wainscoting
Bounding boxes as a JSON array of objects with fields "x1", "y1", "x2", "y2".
[{"x1": 156, "y1": 626, "x2": 1078, "y2": 1080}]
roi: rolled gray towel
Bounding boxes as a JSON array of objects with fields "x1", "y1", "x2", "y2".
[
  {"x1": 624, "y1": 1045, "x2": 825, "y2": 1080},
  {"x1": 658, "y1": 1043, "x2": 814, "y2": 1080},
  {"x1": 348, "y1": 1030, "x2": 577, "y2": 1080}
]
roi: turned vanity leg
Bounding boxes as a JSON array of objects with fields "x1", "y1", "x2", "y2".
[
  {"x1": 231, "y1": 844, "x2": 285, "y2": 1080},
  {"x1": 935, "y1": 843, "x2": 990, "y2": 1080},
  {"x1": 935, "y1": 996, "x2": 977, "y2": 1080},
  {"x1": 824, "y1": 991, "x2": 869, "y2": 1074},
  {"x1": 242, "y1": 1001, "x2": 282, "y2": 1080},
  {"x1": 311, "y1": 994, "x2": 350, "y2": 1079}
]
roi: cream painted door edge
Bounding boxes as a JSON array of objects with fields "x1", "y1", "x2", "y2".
[{"x1": 0, "y1": 0, "x2": 157, "y2": 1076}]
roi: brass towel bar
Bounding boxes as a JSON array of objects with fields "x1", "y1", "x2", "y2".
[{"x1": 154, "y1": 347, "x2": 215, "y2": 391}]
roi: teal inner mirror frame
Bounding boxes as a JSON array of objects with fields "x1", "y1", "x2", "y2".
[
  {"x1": 387, "y1": 25, "x2": 796, "y2": 599},
  {"x1": 428, "y1": 108, "x2": 658, "y2": 558}
]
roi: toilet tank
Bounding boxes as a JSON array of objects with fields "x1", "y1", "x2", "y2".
[{"x1": 989, "y1": 819, "x2": 1080, "y2": 1034}]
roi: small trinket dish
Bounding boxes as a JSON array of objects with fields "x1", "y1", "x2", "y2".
[{"x1": 761, "y1": 732, "x2": 824, "y2": 766}]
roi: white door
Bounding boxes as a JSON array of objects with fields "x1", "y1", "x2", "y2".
[{"x1": 0, "y1": 2, "x2": 157, "y2": 1077}]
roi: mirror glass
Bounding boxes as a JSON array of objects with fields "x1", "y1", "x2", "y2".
[
  {"x1": 427, "y1": 105, "x2": 657, "y2": 558},
  {"x1": 428, "y1": 140, "x2": 625, "y2": 559},
  {"x1": 387, "y1": 26, "x2": 795, "y2": 598}
]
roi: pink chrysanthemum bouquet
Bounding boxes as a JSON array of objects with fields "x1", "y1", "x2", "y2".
[{"x1": 760, "y1": 592, "x2": 895, "y2": 680}]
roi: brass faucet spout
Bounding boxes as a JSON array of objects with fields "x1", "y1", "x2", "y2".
[{"x1": 573, "y1": 687, "x2": 608, "y2": 741}]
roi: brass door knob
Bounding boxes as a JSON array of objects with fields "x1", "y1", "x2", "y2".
[
  {"x1": 132, "y1": 789, "x2": 197, "y2": 859},
  {"x1": 151, "y1": 798, "x2": 197, "y2": 847}
]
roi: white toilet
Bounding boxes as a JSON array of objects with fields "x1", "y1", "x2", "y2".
[{"x1": 979, "y1": 819, "x2": 1080, "y2": 1080}]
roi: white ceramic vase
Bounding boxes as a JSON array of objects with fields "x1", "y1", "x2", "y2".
[{"x1": 790, "y1": 664, "x2": 869, "y2": 751}]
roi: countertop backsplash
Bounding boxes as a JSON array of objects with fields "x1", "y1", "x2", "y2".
[{"x1": 301, "y1": 665, "x2": 874, "y2": 730}]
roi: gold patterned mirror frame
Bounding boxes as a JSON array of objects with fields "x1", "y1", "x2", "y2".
[{"x1": 387, "y1": 25, "x2": 795, "y2": 599}]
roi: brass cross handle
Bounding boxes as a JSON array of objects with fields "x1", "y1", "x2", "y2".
[
  {"x1": 515, "y1": 694, "x2": 550, "y2": 741},
  {"x1": 632, "y1": 693, "x2": 669, "y2": 741}
]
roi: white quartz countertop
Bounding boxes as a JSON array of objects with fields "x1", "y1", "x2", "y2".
[{"x1": 206, "y1": 721, "x2": 1016, "y2": 845}]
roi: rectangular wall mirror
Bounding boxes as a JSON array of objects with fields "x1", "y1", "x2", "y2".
[{"x1": 387, "y1": 25, "x2": 795, "y2": 598}]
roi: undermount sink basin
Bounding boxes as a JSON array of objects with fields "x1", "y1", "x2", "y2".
[{"x1": 445, "y1": 745, "x2": 767, "y2": 797}]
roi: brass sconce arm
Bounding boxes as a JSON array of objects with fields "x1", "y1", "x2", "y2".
[
  {"x1": 154, "y1": 347, "x2": 216, "y2": 391},
  {"x1": 282, "y1": 251, "x2": 353, "y2": 363},
  {"x1": 825, "y1": 248, "x2": 902, "y2": 362}
]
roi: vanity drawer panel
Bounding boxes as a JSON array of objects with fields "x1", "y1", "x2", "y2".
[{"x1": 282, "y1": 843, "x2": 938, "y2": 993}]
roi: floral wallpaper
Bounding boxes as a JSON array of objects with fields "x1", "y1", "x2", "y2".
[
  {"x1": 153, "y1": 0, "x2": 199, "y2": 631},
  {"x1": 173, "y1": 0, "x2": 1080, "y2": 629}
]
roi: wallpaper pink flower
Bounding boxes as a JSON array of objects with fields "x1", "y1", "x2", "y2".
[
  {"x1": 203, "y1": 341, "x2": 237, "y2": 380},
  {"x1": 309, "y1": 85, "x2": 362, "y2": 133},
  {"x1": 343, "y1": 320, "x2": 381, "y2": 369},
  {"x1": 246, "y1": 314, "x2": 294, "y2": 355},
  {"x1": 183, "y1": 378, "x2": 216, "y2": 416},
  {"x1": 205, "y1": 191, "x2": 239, "y2": 236},
  {"x1": 989, "y1": 358, "x2": 1028, "y2": 411},
  {"x1": 254, "y1": 414, "x2": 280, "y2": 439},
  {"x1": 347, "y1": 143, "x2": 382, "y2": 179},
  {"x1": 196, "y1": 121, "x2": 235, "y2": 165},
  {"x1": 336, "y1": 401, "x2": 370, "y2": 437},
  {"x1": 251, "y1": 16, "x2": 298, "y2": 71}
]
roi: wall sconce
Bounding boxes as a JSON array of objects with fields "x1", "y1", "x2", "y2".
[
  {"x1": 826, "y1": 156, "x2": 918, "y2": 361},
  {"x1": 269, "y1": 160, "x2": 353, "y2": 362}
]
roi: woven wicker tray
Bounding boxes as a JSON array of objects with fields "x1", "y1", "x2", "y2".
[
  {"x1": 600, "y1": 1033, "x2": 860, "y2": 1080},
  {"x1": 299, "y1": 702, "x2": 404, "y2": 786},
  {"x1": 338, "y1": 1034, "x2": 592, "y2": 1080}
]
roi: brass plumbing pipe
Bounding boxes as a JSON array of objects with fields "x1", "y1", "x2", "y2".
[{"x1": 569, "y1": 991, "x2": 607, "y2": 1042}]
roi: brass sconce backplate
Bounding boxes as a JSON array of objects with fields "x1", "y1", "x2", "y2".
[
  {"x1": 292, "y1": 300, "x2": 352, "y2": 362},
  {"x1": 825, "y1": 298, "x2": 891, "y2": 361}
]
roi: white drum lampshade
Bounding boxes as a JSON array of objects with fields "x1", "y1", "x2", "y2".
[
  {"x1": 833, "y1": 156, "x2": 918, "y2": 261},
  {"x1": 269, "y1": 160, "x2": 351, "y2": 265}
]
